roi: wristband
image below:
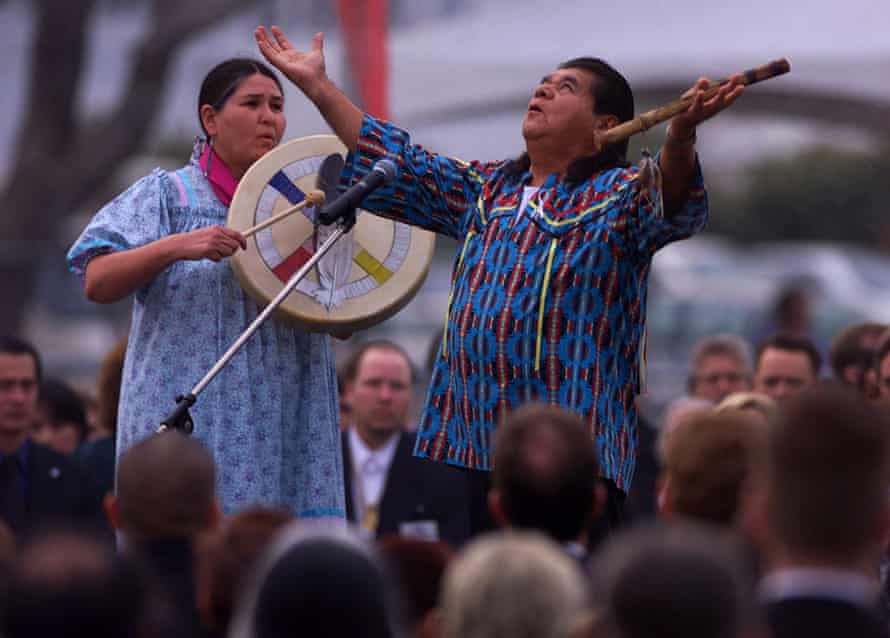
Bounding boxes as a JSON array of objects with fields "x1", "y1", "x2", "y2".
[{"x1": 665, "y1": 126, "x2": 697, "y2": 148}]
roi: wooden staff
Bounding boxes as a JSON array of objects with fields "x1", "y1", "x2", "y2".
[
  {"x1": 599, "y1": 58, "x2": 791, "y2": 146},
  {"x1": 241, "y1": 189, "x2": 326, "y2": 238}
]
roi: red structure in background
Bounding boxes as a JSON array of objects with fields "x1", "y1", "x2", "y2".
[{"x1": 336, "y1": 0, "x2": 390, "y2": 120}]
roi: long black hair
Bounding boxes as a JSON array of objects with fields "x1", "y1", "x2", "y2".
[
  {"x1": 506, "y1": 56, "x2": 635, "y2": 185},
  {"x1": 197, "y1": 58, "x2": 284, "y2": 138}
]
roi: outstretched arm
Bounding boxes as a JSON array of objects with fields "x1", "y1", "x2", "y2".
[
  {"x1": 256, "y1": 26, "x2": 498, "y2": 237},
  {"x1": 255, "y1": 26, "x2": 364, "y2": 151},
  {"x1": 660, "y1": 75, "x2": 744, "y2": 214}
]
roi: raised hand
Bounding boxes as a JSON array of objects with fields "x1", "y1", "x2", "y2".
[
  {"x1": 255, "y1": 26, "x2": 327, "y2": 97},
  {"x1": 669, "y1": 74, "x2": 745, "y2": 138},
  {"x1": 177, "y1": 226, "x2": 246, "y2": 262}
]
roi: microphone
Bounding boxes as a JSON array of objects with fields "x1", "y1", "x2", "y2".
[
  {"x1": 315, "y1": 153, "x2": 345, "y2": 205},
  {"x1": 318, "y1": 158, "x2": 397, "y2": 225}
]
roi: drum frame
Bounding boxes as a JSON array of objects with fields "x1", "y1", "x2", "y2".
[{"x1": 227, "y1": 135, "x2": 435, "y2": 337}]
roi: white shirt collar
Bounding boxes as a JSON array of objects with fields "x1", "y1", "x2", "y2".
[
  {"x1": 519, "y1": 186, "x2": 540, "y2": 218},
  {"x1": 759, "y1": 566, "x2": 878, "y2": 608},
  {"x1": 348, "y1": 428, "x2": 399, "y2": 476},
  {"x1": 348, "y1": 428, "x2": 400, "y2": 515}
]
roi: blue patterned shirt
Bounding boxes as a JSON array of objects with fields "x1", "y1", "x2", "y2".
[{"x1": 343, "y1": 115, "x2": 709, "y2": 490}]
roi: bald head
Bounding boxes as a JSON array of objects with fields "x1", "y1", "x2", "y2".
[{"x1": 115, "y1": 431, "x2": 217, "y2": 540}]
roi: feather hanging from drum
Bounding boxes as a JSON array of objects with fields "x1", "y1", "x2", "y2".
[{"x1": 227, "y1": 135, "x2": 436, "y2": 338}]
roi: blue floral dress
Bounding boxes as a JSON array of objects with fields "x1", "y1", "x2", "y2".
[{"x1": 67, "y1": 147, "x2": 345, "y2": 520}]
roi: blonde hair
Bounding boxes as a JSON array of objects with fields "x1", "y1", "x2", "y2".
[
  {"x1": 440, "y1": 533, "x2": 588, "y2": 638},
  {"x1": 661, "y1": 410, "x2": 767, "y2": 526},
  {"x1": 656, "y1": 397, "x2": 713, "y2": 463},
  {"x1": 715, "y1": 392, "x2": 777, "y2": 424}
]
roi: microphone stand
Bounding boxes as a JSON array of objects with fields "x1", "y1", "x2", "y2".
[{"x1": 158, "y1": 206, "x2": 358, "y2": 434}]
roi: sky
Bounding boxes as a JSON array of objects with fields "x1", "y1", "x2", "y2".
[{"x1": 0, "y1": 0, "x2": 888, "y2": 178}]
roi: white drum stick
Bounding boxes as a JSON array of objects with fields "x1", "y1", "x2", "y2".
[{"x1": 241, "y1": 189, "x2": 326, "y2": 238}]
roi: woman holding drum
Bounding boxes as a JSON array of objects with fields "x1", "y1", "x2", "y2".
[{"x1": 67, "y1": 58, "x2": 345, "y2": 520}]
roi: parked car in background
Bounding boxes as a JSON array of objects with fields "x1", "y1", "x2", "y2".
[{"x1": 641, "y1": 235, "x2": 890, "y2": 418}]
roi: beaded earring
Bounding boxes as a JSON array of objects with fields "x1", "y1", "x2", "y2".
[{"x1": 203, "y1": 136, "x2": 214, "y2": 178}]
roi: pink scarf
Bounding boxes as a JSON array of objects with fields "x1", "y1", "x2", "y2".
[{"x1": 199, "y1": 144, "x2": 239, "y2": 206}]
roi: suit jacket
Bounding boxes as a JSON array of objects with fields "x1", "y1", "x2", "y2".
[
  {"x1": 765, "y1": 596, "x2": 888, "y2": 638},
  {"x1": 75, "y1": 434, "x2": 116, "y2": 498},
  {"x1": 343, "y1": 432, "x2": 470, "y2": 547},
  {"x1": 8, "y1": 440, "x2": 105, "y2": 539}
]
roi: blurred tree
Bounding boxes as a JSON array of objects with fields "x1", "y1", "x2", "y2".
[
  {"x1": 708, "y1": 146, "x2": 890, "y2": 248},
  {"x1": 0, "y1": 0, "x2": 259, "y2": 334}
]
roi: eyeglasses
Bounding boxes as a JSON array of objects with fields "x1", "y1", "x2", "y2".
[{"x1": 696, "y1": 372, "x2": 746, "y2": 386}]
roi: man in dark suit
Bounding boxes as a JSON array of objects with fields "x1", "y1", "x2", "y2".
[
  {"x1": 746, "y1": 384, "x2": 890, "y2": 638},
  {"x1": 0, "y1": 336, "x2": 102, "y2": 539},
  {"x1": 340, "y1": 340, "x2": 469, "y2": 547}
]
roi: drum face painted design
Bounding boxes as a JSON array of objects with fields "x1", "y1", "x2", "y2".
[{"x1": 228, "y1": 135, "x2": 435, "y2": 337}]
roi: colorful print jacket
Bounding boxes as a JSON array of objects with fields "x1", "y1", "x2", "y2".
[{"x1": 342, "y1": 115, "x2": 708, "y2": 490}]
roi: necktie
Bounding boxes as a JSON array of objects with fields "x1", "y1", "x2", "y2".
[
  {"x1": 360, "y1": 504, "x2": 379, "y2": 534},
  {"x1": 0, "y1": 455, "x2": 25, "y2": 534},
  {"x1": 359, "y1": 456, "x2": 384, "y2": 534}
]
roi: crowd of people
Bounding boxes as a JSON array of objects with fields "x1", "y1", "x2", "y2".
[
  {"x1": 2, "y1": 322, "x2": 890, "y2": 637},
  {"x1": 0, "y1": 19, "x2": 887, "y2": 638}
]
